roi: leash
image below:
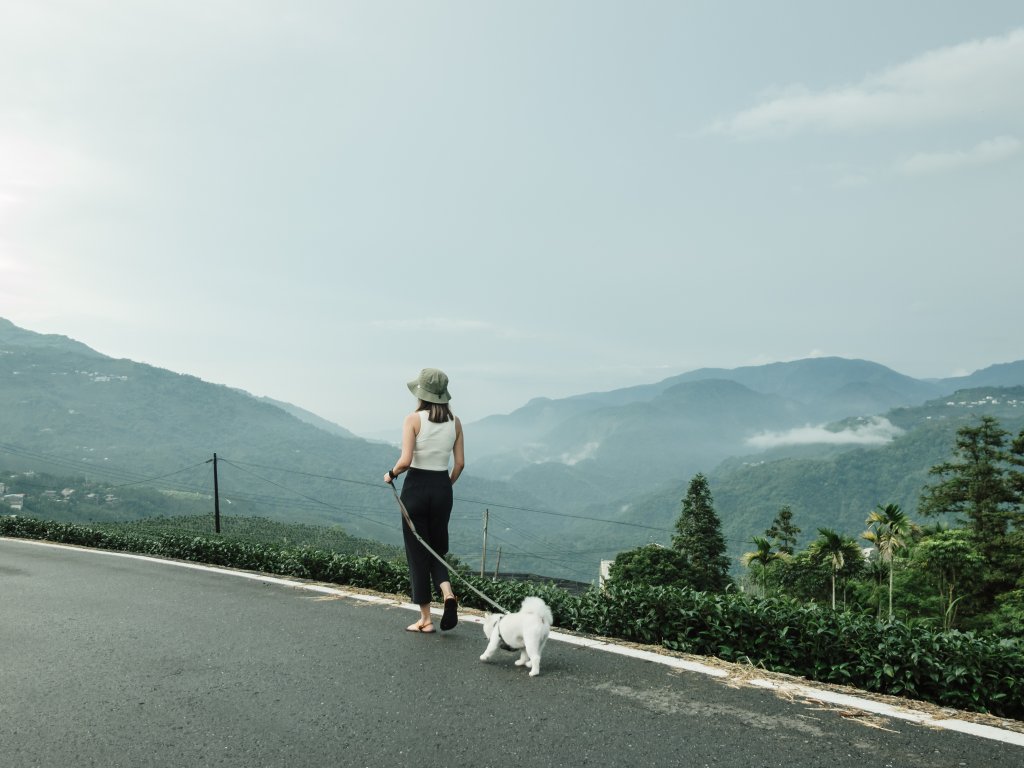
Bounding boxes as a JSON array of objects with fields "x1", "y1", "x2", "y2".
[{"x1": 388, "y1": 482, "x2": 510, "y2": 615}]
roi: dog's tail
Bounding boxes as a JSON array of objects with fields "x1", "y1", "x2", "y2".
[{"x1": 520, "y1": 596, "x2": 553, "y2": 626}]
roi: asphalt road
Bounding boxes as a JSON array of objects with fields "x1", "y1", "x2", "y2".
[{"x1": 2, "y1": 537, "x2": 1022, "y2": 768}]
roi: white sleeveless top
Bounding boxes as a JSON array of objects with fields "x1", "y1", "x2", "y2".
[{"x1": 411, "y1": 411, "x2": 457, "y2": 471}]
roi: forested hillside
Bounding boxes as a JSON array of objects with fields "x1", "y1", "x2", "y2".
[
  {"x1": 573, "y1": 388, "x2": 1024, "y2": 565},
  {"x1": 0, "y1": 319, "x2": 547, "y2": 569}
]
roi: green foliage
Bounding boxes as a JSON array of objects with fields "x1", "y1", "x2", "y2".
[
  {"x1": 606, "y1": 544, "x2": 694, "y2": 590},
  {"x1": 807, "y1": 528, "x2": 865, "y2": 609},
  {"x1": 95, "y1": 514, "x2": 402, "y2": 559},
  {"x1": 575, "y1": 581, "x2": 1023, "y2": 720},
  {"x1": 912, "y1": 528, "x2": 986, "y2": 630},
  {"x1": 990, "y1": 589, "x2": 1024, "y2": 637},
  {"x1": 774, "y1": 550, "x2": 842, "y2": 605},
  {"x1": 1, "y1": 514, "x2": 409, "y2": 594}
]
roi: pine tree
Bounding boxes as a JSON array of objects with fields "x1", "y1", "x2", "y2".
[
  {"x1": 920, "y1": 416, "x2": 1020, "y2": 540},
  {"x1": 672, "y1": 473, "x2": 731, "y2": 592},
  {"x1": 919, "y1": 415, "x2": 1024, "y2": 601}
]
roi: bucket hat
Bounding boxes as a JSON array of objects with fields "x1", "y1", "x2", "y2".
[{"x1": 407, "y1": 368, "x2": 452, "y2": 404}]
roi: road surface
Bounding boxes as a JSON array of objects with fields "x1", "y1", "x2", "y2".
[{"x1": 2, "y1": 537, "x2": 1022, "y2": 767}]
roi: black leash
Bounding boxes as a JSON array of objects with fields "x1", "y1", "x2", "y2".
[{"x1": 388, "y1": 482, "x2": 510, "y2": 615}]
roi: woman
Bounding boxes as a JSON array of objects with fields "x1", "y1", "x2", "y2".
[{"x1": 384, "y1": 367, "x2": 465, "y2": 633}]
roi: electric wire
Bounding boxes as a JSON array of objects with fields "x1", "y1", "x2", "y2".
[
  {"x1": 222, "y1": 456, "x2": 677, "y2": 535},
  {"x1": 0, "y1": 442, "x2": 212, "y2": 495},
  {"x1": 108, "y1": 461, "x2": 211, "y2": 489},
  {"x1": 2, "y1": 441, "x2": 737, "y2": 579},
  {"x1": 481, "y1": 529, "x2": 597, "y2": 582},
  {"x1": 487, "y1": 510, "x2": 611, "y2": 566},
  {"x1": 215, "y1": 458, "x2": 397, "y2": 535}
]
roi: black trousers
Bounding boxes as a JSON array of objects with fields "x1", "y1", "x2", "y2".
[{"x1": 400, "y1": 468, "x2": 453, "y2": 605}]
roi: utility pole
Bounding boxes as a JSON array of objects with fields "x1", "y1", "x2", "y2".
[
  {"x1": 480, "y1": 508, "x2": 489, "y2": 577},
  {"x1": 210, "y1": 453, "x2": 221, "y2": 534},
  {"x1": 493, "y1": 546, "x2": 502, "y2": 579}
]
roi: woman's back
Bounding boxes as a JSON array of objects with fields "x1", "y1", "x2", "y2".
[{"x1": 411, "y1": 411, "x2": 456, "y2": 471}]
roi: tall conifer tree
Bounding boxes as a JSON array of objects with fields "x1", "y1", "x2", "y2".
[
  {"x1": 919, "y1": 415, "x2": 1024, "y2": 599},
  {"x1": 919, "y1": 416, "x2": 1020, "y2": 539},
  {"x1": 672, "y1": 473, "x2": 731, "y2": 592}
]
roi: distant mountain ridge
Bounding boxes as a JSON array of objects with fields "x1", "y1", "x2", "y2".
[
  {"x1": 470, "y1": 357, "x2": 963, "y2": 462},
  {"x1": 931, "y1": 360, "x2": 1024, "y2": 390},
  {"x1": 464, "y1": 356, "x2": 1022, "y2": 496},
  {"x1": 253, "y1": 395, "x2": 358, "y2": 440},
  {"x1": 0, "y1": 317, "x2": 104, "y2": 357},
  {"x1": 668, "y1": 357, "x2": 943, "y2": 418}
]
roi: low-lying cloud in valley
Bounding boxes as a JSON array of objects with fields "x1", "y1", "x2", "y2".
[
  {"x1": 746, "y1": 416, "x2": 903, "y2": 450},
  {"x1": 560, "y1": 441, "x2": 601, "y2": 466}
]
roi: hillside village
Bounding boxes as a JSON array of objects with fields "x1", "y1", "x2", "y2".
[
  {"x1": 944, "y1": 394, "x2": 1021, "y2": 408},
  {"x1": 2, "y1": 474, "x2": 118, "y2": 513}
]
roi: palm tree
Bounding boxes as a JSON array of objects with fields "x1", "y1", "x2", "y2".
[
  {"x1": 862, "y1": 503, "x2": 911, "y2": 621},
  {"x1": 808, "y1": 528, "x2": 864, "y2": 609},
  {"x1": 861, "y1": 527, "x2": 886, "y2": 619},
  {"x1": 741, "y1": 536, "x2": 786, "y2": 596}
]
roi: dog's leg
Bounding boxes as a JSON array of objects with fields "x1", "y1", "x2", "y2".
[
  {"x1": 524, "y1": 634, "x2": 543, "y2": 676},
  {"x1": 479, "y1": 628, "x2": 502, "y2": 662},
  {"x1": 514, "y1": 649, "x2": 529, "y2": 667}
]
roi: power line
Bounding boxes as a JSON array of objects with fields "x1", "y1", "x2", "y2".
[
  {"x1": 0, "y1": 443, "x2": 212, "y2": 495},
  {"x1": 108, "y1": 461, "x2": 211, "y2": 489},
  {"x1": 221, "y1": 455, "x2": 676, "y2": 534},
  {"x1": 215, "y1": 458, "x2": 397, "y2": 535},
  {"x1": 216, "y1": 461, "x2": 601, "y2": 579},
  {"x1": 217, "y1": 458, "x2": 384, "y2": 491},
  {"x1": 0, "y1": 441, "x2": 714, "y2": 575}
]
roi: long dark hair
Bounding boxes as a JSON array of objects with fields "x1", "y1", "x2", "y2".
[{"x1": 417, "y1": 400, "x2": 454, "y2": 423}]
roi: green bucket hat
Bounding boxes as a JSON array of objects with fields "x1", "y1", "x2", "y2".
[{"x1": 407, "y1": 368, "x2": 452, "y2": 404}]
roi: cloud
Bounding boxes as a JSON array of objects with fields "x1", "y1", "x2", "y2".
[
  {"x1": 709, "y1": 28, "x2": 1024, "y2": 138},
  {"x1": 560, "y1": 441, "x2": 600, "y2": 466},
  {"x1": 746, "y1": 416, "x2": 903, "y2": 450},
  {"x1": 898, "y1": 135, "x2": 1021, "y2": 175},
  {"x1": 519, "y1": 440, "x2": 601, "y2": 466}
]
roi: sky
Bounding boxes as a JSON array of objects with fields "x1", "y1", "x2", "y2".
[{"x1": 2, "y1": 1, "x2": 1023, "y2": 437}]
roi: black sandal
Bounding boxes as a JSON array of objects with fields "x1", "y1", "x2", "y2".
[{"x1": 440, "y1": 596, "x2": 458, "y2": 631}]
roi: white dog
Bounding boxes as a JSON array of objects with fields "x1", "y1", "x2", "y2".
[{"x1": 479, "y1": 596, "x2": 553, "y2": 677}]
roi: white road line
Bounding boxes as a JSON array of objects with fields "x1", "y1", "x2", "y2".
[{"x1": 5, "y1": 536, "x2": 1023, "y2": 748}]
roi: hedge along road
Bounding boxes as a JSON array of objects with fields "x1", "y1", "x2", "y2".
[{"x1": 2, "y1": 538, "x2": 1022, "y2": 768}]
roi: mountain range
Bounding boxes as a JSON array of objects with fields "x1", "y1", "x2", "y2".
[
  {"x1": 3, "y1": 316, "x2": 1024, "y2": 583},
  {"x1": 468, "y1": 356, "x2": 1022, "y2": 502}
]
